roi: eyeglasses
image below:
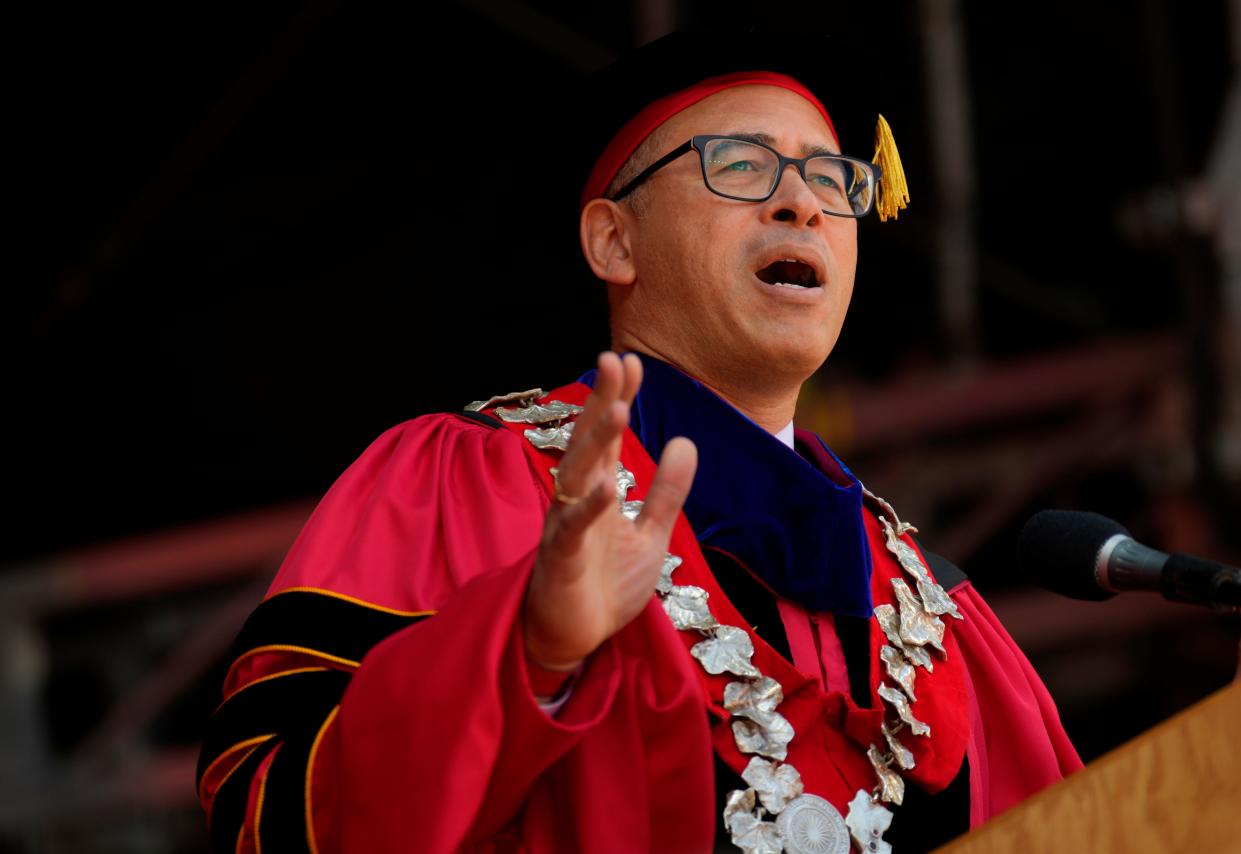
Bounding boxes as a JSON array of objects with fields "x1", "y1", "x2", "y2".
[{"x1": 609, "y1": 134, "x2": 881, "y2": 218}]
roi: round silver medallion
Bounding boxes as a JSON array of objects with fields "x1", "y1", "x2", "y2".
[{"x1": 774, "y1": 794, "x2": 850, "y2": 854}]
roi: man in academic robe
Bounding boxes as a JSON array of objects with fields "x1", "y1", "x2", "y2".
[{"x1": 197, "y1": 32, "x2": 1081, "y2": 854}]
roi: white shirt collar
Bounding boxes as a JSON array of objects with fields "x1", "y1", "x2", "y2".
[{"x1": 775, "y1": 421, "x2": 795, "y2": 449}]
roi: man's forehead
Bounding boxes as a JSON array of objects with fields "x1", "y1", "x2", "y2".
[{"x1": 658, "y1": 85, "x2": 840, "y2": 152}]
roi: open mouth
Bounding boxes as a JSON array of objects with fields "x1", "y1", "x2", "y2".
[{"x1": 755, "y1": 259, "x2": 821, "y2": 289}]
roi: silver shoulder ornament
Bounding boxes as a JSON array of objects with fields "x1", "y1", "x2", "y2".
[
  {"x1": 465, "y1": 388, "x2": 544, "y2": 411},
  {"x1": 524, "y1": 421, "x2": 575, "y2": 452},
  {"x1": 495, "y1": 400, "x2": 584, "y2": 424}
]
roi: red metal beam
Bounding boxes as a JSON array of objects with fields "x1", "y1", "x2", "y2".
[
  {"x1": 2, "y1": 501, "x2": 315, "y2": 614},
  {"x1": 802, "y1": 333, "x2": 1180, "y2": 452}
]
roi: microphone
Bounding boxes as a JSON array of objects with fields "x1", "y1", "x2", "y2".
[{"x1": 1017, "y1": 510, "x2": 1241, "y2": 608}]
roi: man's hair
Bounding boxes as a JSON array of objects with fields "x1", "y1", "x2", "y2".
[{"x1": 600, "y1": 125, "x2": 671, "y2": 218}]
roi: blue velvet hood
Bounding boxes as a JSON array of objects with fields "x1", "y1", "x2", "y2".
[{"x1": 580, "y1": 353, "x2": 873, "y2": 617}]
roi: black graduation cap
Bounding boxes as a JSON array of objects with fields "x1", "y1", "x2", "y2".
[{"x1": 574, "y1": 31, "x2": 908, "y2": 220}]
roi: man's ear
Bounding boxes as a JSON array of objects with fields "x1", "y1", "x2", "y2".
[{"x1": 579, "y1": 199, "x2": 637, "y2": 286}]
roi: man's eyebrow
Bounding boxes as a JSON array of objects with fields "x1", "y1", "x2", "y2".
[
  {"x1": 802, "y1": 142, "x2": 840, "y2": 157},
  {"x1": 722, "y1": 131, "x2": 840, "y2": 157},
  {"x1": 724, "y1": 131, "x2": 778, "y2": 147}
]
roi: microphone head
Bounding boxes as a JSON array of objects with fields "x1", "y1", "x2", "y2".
[{"x1": 1017, "y1": 510, "x2": 1131, "y2": 601}]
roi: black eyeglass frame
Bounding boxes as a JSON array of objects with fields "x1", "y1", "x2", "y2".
[{"x1": 608, "y1": 134, "x2": 884, "y2": 218}]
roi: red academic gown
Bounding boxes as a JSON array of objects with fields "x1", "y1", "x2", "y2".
[{"x1": 196, "y1": 392, "x2": 1081, "y2": 853}]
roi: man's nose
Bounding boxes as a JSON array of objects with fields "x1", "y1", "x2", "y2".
[{"x1": 763, "y1": 163, "x2": 821, "y2": 227}]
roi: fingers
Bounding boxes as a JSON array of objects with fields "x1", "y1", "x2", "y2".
[
  {"x1": 556, "y1": 399, "x2": 627, "y2": 497},
  {"x1": 545, "y1": 349, "x2": 648, "y2": 533},
  {"x1": 601, "y1": 353, "x2": 641, "y2": 470},
  {"x1": 572, "y1": 351, "x2": 622, "y2": 439},
  {"x1": 573, "y1": 351, "x2": 642, "y2": 437},
  {"x1": 557, "y1": 350, "x2": 642, "y2": 497},
  {"x1": 619, "y1": 352, "x2": 643, "y2": 406},
  {"x1": 542, "y1": 477, "x2": 614, "y2": 557},
  {"x1": 636, "y1": 436, "x2": 698, "y2": 540}
]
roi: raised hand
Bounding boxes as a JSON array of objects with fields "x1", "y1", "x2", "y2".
[{"x1": 522, "y1": 352, "x2": 698, "y2": 671}]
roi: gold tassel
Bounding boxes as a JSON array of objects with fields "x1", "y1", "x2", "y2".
[{"x1": 872, "y1": 114, "x2": 909, "y2": 222}]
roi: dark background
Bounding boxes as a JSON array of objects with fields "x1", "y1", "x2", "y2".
[{"x1": 4, "y1": 2, "x2": 1238, "y2": 851}]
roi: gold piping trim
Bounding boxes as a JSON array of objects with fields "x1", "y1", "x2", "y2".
[
  {"x1": 200, "y1": 734, "x2": 276, "y2": 806},
  {"x1": 304, "y1": 705, "x2": 340, "y2": 854},
  {"x1": 264, "y1": 586, "x2": 437, "y2": 618},
  {"x1": 232, "y1": 644, "x2": 362, "y2": 671},
  {"x1": 217, "y1": 666, "x2": 332, "y2": 711},
  {"x1": 253, "y1": 742, "x2": 280, "y2": 854}
]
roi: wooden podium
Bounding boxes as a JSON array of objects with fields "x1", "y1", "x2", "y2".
[{"x1": 935, "y1": 681, "x2": 1241, "y2": 853}]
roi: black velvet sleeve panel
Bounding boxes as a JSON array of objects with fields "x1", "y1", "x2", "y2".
[
  {"x1": 227, "y1": 589, "x2": 433, "y2": 668},
  {"x1": 202, "y1": 589, "x2": 434, "y2": 854}
]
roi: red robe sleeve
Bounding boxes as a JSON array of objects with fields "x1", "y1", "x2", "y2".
[
  {"x1": 950, "y1": 581, "x2": 1083, "y2": 826},
  {"x1": 196, "y1": 414, "x2": 715, "y2": 853}
]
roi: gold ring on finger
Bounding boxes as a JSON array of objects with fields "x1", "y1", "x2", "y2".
[{"x1": 554, "y1": 487, "x2": 586, "y2": 506}]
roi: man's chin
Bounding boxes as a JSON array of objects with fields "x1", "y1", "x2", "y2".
[{"x1": 732, "y1": 336, "x2": 834, "y2": 383}]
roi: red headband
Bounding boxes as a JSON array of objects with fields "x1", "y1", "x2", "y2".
[{"x1": 580, "y1": 70, "x2": 838, "y2": 209}]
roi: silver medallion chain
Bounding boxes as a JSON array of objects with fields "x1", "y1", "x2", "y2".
[{"x1": 486, "y1": 392, "x2": 967, "y2": 853}]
